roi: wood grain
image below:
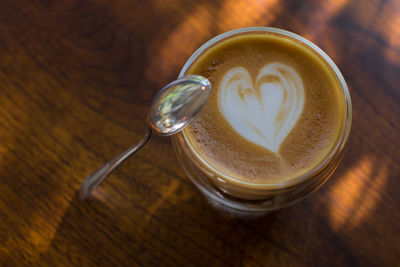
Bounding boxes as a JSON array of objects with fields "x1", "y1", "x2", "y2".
[{"x1": 0, "y1": 0, "x2": 399, "y2": 266}]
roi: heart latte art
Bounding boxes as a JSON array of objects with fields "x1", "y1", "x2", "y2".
[
  {"x1": 218, "y1": 63, "x2": 305, "y2": 154},
  {"x1": 183, "y1": 33, "x2": 345, "y2": 185}
]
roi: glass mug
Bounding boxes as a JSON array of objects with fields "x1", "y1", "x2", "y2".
[{"x1": 172, "y1": 27, "x2": 352, "y2": 218}]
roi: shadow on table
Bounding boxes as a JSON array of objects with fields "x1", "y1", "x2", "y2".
[
  {"x1": 36, "y1": 0, "x2": 400, "y2": 266},
  {"x1": 34, "y1": 187, "x2": 275, "y2": 266}
]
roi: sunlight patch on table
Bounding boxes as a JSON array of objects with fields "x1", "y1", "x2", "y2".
[
  {"x1": 327, "y1": 156, "x2": 388, "y2": 231},
  {"x1": 144, "y1": 179, "x2": 181, "y2": 222},
  {"x1": 146, "y1": 3, "x2": 212, "y2": 85},
  {"x1": 217, "y1": 0, "x2": 279, "y2": 29},
  {"x1": 302, "y1": 0, "x2": 348, "y2": 41},
  {"x1": 21, "y1": 191, "x2": 75, "y2": 262}
]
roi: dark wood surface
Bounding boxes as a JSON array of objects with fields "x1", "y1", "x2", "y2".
[{"x1": 0, "y1": 0, "x2": 399, "y2": 266}]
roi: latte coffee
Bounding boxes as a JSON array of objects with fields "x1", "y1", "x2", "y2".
[{"x1": 173, "y1": 28, "x2": 351, "y2": 214}]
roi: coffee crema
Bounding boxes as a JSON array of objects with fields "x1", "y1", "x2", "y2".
[{"x1": 183, "y1": 33, "x2": 345, "y2": 184}]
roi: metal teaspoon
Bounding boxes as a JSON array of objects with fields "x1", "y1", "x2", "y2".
[{"x1": 79, "y1": 75, "x2": 211, "y2": 200}]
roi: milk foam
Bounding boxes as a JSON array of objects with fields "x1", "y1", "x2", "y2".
[{"x1": 218, "y1": 63, "x2": 305, "y2": 153}]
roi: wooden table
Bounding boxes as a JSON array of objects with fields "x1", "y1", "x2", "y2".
[{"x1": 0, "y1": 0, "x2": 399, "y2": 266}]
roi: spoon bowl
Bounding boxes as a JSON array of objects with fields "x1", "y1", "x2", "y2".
[{"x1": 148, "y1": 75, "x2": 211, "y2": 135}]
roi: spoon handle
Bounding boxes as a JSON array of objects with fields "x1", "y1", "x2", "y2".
[{"x1": 79, "y1": 127, "x2": 152, "y2": 200}]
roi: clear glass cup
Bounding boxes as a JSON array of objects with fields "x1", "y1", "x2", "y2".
[{"x1": 172, "y1": 27, "x2": 352, "y2": 218}]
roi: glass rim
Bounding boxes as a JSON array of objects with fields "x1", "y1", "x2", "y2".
[{"x1": 178, "y1": 26, "x2": 352, "y2": 189}]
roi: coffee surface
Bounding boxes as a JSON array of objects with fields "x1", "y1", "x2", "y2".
[{"x1": 183, "y1": 33, "x2": 345, "y2": 184}]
